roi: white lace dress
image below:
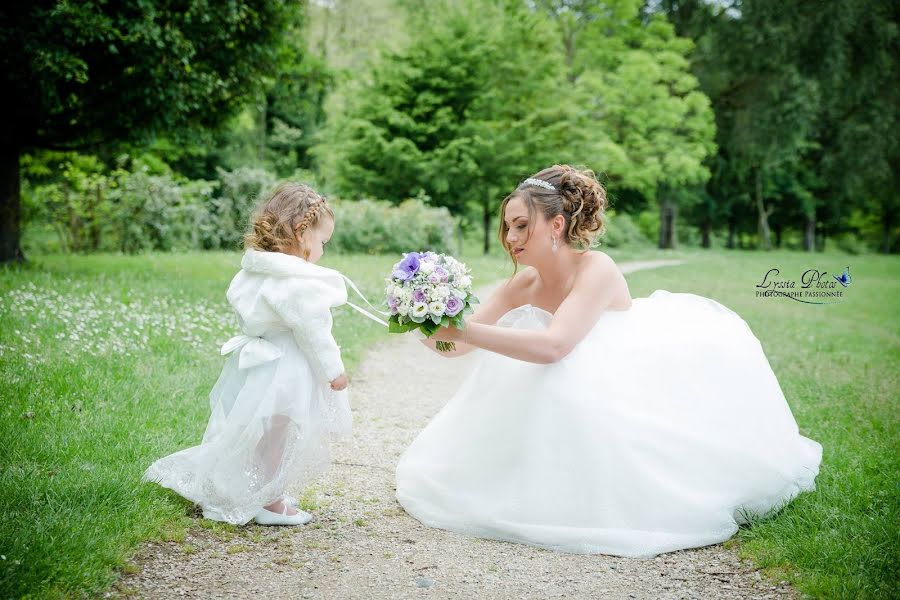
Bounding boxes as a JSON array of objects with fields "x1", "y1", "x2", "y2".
[
  {"x1": 395, "y1": 291, "x2": 822, "y2": 558},
  {"x1": 143, "y1": 250, "x2": 352, "y2": 525}
]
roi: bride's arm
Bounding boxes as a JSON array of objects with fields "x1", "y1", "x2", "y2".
[
  {"x1": 431, "y1": 256, "x2": 620, "y2": 364},
  {"x1": 418, "y1": 273, "x2": 521, "y2": 358}
]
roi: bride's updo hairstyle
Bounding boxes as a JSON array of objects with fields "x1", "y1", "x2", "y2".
[
  {"x1": 498, "y1": 164, "x2": 608, "y2": 260},
  {"x1": 243, "y1": 182, "x2": 334, "y2": 258}
]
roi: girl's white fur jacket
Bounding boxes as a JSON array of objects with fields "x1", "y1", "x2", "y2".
[{"x1": 225, "y1": 248, "x2": 347, "y2": 382}]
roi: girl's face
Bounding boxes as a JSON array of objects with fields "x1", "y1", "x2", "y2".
[
  {"x1": 297, "y1": 216, "x2": 334, "y2": 263},
  {"x1": 503, "y1": 195, "x2": 561, "y2": 266}
]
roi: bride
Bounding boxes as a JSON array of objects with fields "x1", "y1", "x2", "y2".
[{"x1": 394, "y1": 164, "x2": 822, "y2": 558}]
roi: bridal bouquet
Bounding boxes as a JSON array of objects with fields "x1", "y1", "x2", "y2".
[{"x1": 385, "y1": 251, "x2": 478, "y2": 351}]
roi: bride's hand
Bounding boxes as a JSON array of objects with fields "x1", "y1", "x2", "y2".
[{"x1": 429, "y1": 325, "x2": 464, "y2": 343}]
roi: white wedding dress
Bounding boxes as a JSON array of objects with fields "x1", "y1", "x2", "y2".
[{"x1": 395, "y1": 290, "x2": 822, "y2": 558}]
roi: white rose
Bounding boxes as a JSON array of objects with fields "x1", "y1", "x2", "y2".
[
  {"x1": 428, "y1": 301, "x2": 446, "y2": 316},
  {"x1": 436, "y1": 284, "x2": 451, "y2": 300},
  {"x1": 411, "y1": 302, "x2": 429, "y2": 318},
  {"x1": 457, "y1": 275, "x2": 472, "y2": 288},
  {"x1": 419, "y1": 261, "x2": 434, "y2": 275},
  {"x1": 397, "y1": 303, "x2": 410, "y2": 316}
]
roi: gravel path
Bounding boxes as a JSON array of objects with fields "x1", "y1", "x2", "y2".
[{"x1": 114, "y1": 258, "x2": 798, "y2": 599}]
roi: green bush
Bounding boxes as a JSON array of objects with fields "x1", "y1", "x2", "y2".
[
  {"x1": 329, "y1": 198, "x2": 455, "y2": 255},
  {"x1": 214, "y1": 167, "x2": 279, "y2": 250},
  {"x1": 635, "y1": 209, "x2": 660, "y2": 244},
  {"x1": 110, "y1": 168, "x2": 184, "y2": 252},
  {"x1": 832, "y1": 232, "x2": 873, "y2": 255},
  {"x1": 601, "y1": 210, "x2": 652, "y2": 248}
]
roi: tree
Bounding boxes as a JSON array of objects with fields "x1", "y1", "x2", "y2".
[
  {"x1": 657, "y1": 0, "x2": 898, "y2": 253},
  {"x1": 547, "y1": 1, "x2": 717, "y2": 248},
  {"x1": 790, "y1": 0, "x2": 899, "y2": 253},
  {"x1": 0, "y1": 0, "x2": 297, "y2": 262},
  {"x1": 316, "y1": 0, "x2": 574, "y2": 253}
]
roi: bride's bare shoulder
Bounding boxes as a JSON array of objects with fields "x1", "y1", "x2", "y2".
[
  {"x1": 578, "y1": 250, "x2": 618, "y2": 277},
  {"x1": 578, "y1": 250, "x2": 632, "y2": 309}
]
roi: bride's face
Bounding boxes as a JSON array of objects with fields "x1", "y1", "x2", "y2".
[{"x1": 503, "y1": 195, "x2": 559, "y2": 265}]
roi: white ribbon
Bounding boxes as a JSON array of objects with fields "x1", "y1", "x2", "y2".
[
  {"x1": 341, "y1": 274, "x2": 391, "y2": 328},
  {"x1": 220, "y1": 334, "x2": 284, "y2": 370}
]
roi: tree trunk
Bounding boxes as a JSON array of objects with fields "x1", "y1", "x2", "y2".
[
  {"x1": 754, "y1": 166, "x2": 772, "y2": 250},
  {"x1": 803, "y1": 210, "x2": 816, "y2": 251},
  {"x1": 90, "y1": 183, "x2": 102, "y2": 251},
  {"x1": 482, "y1": 195, "x2": 491, "y2": 255},
  {"x1": 774, "y1": 223, "x2": 782, "y2": 248},
  {"x1": 563, "y1": 27, "x2": 576, "y2": 84},
  {"x1": 882, "y1": 211, "x2": 894, "y2": 254},
  {"x1": 726, "y1": 216, "x2": 736, "y2": 249},
  {"x1": 0, "y1": 143, "x2": 24, "y2": 263},
  {"x1": 65, "y1": 181, "x2": 83, "y2": 252},
  {"x1": 258, "y1": 93, "x2": 267, "y2": 163},
  {"x1": 701, "y1": 217, "x2": 711, "y2": 248},
  {"x1": 658, "y1": 197, "x2": 677, "y2": 249}
]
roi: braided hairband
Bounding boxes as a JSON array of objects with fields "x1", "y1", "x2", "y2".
[{"x1": 293, "y1": 198, "x2": 326, "y2": 234}]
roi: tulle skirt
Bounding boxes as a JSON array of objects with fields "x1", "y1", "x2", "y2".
[
  {"x1": 395, "y1": 291, "x2": 822, "y2": 558},
  {"x1": 143, "y1": 330, "x2": 352, "y2": 525}
]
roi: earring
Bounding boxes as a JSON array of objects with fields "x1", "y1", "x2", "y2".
[{"x1": 551, "y1": 236, "x2": 559, "y2": 252}]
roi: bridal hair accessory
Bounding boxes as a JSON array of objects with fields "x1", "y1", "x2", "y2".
[{"x1": 523, "y1": 177, "x2": 555, "y2": 191}]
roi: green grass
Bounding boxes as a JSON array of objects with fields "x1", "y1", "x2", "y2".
[
  {"x1": 0, "y1": 247, "x2": 530, "y2": 598},
  {"x1": 624, "y1": 249, "x2": 899, "y2": 599},
  {"x1": 1, "y1": 246, "x2": 894, "y2": 598}
]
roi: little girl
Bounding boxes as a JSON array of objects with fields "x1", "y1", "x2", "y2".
[{"x1": 143, "y1": 182, "x2": 354, "y2": 526}]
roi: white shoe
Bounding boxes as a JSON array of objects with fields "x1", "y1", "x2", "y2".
[
  {"x1": 282, "y1": 494, "x2": 299, "y2": 507},
  {"x1": 253, "y1": 503, "x2": 313, "y2": 526}
]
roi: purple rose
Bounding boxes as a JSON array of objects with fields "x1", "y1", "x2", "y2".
[
  {"x1": 387, "y1": 296, "x2": 399, "y2": 314},
  {"x1": 392, "y1": 252, "x2": 420, "y2": 281},
  {"x1": 434, "y1": 266, "x2": 449, "y2": 282},
  {"x1": 413, "y1": 288, "x2": 427, "y2": 303},
  {"x1": 446, "y1": 296, "x2": 463, "y2": 317}
]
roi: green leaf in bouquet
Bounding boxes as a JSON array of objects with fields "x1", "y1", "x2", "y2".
[
  {"x1": 440, "y1": 316, "x2": 451, "y2": 327},
  {"x1": 389, "y1": 317, "x2": 420, "y2": 334}
]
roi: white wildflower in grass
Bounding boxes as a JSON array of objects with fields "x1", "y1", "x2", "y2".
[
  {"x1": 384, "y1": 251, "x2": 479, "y2": 352},
  {"x1": 0, "y1": 279, "x2": 236, "y2": 364}
]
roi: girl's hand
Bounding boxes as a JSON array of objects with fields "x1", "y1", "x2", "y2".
[{"x1": 330, "y1": 373, "x2": 348, "y2": 391}]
